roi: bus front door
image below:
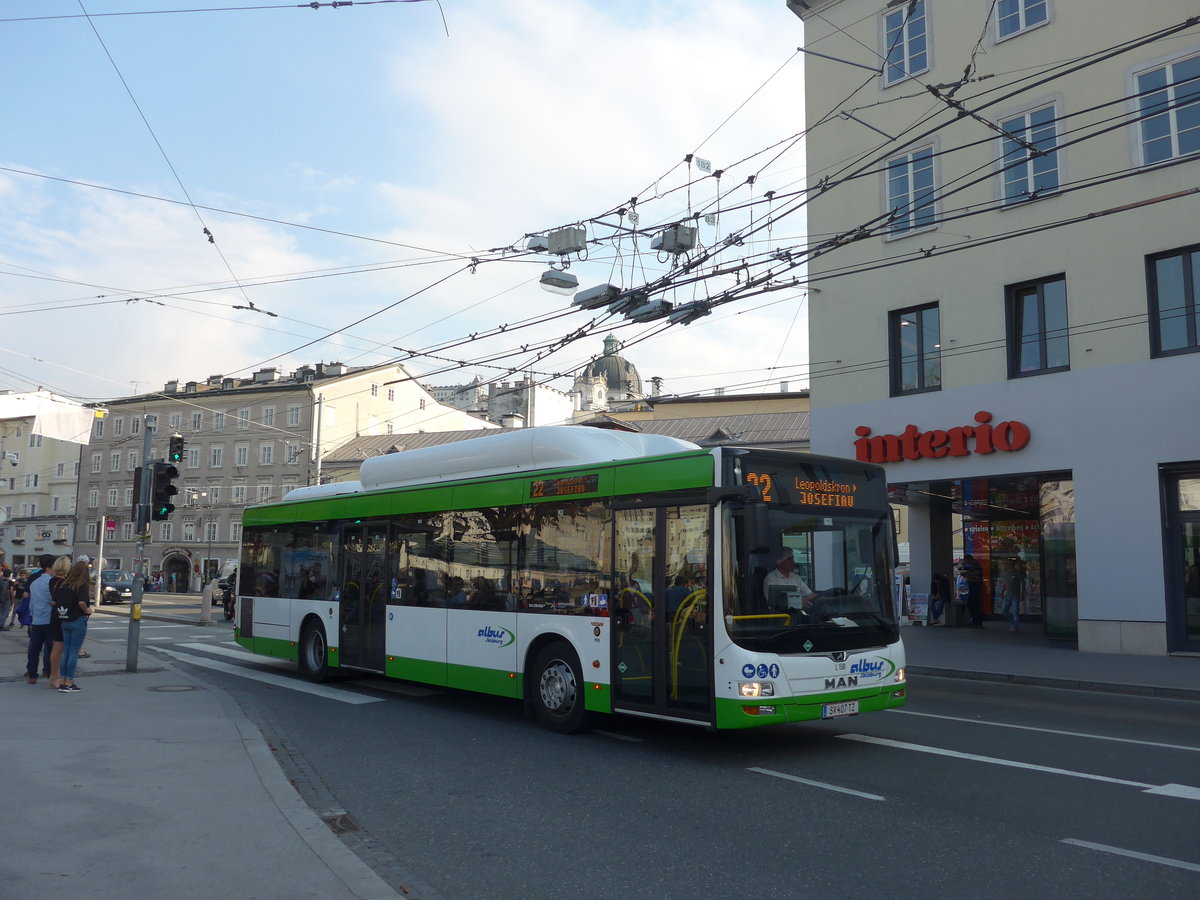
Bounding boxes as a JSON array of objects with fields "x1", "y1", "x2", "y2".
[
  {"x1": 339, "y1": 523, "x2": 388, "y2": 672},
  {"x1": 613, "y1": 504, "x2": 711, "y2": 722}
]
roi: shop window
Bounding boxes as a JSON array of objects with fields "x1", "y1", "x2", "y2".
[
  {"x1": 1006, "y1": 274, "x2": 1069, "y2": 377},
  {"x1": 1147, "y1": 243, "x2": 1200, "y2": 356},
  {"x1": 889, "y1": 303, "x2": 941, "y2": 396}
]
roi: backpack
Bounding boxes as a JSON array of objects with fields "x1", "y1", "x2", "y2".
[
  {"x1": 954, "y1": 573, "x2": 970, "y2": 601},
  {"x1": 16, "y1": 593, "x2": 32, "y2": 624}
]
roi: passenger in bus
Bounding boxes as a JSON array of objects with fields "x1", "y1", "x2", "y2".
[
  {"x1": 446, "y1": 576, "x2": 468, "y2": 608},
  {"x1": 762, "y1": 549, "x2": 816, "y2": 610},
  {"x1": 468, "y1": 577, "x2": 499, "y2": 610}
]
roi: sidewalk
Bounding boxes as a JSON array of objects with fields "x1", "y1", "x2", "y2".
[
  {"x1": 901, "y1": 621, "x2": 1200, "y2": 701},
  {"x1": 0, "y1": 623, "x2": 399, "y2": 900}
]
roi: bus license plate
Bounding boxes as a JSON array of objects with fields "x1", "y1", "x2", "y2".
[{"x1": 822, "y1": 700, "x2": 859, "y2": 719}]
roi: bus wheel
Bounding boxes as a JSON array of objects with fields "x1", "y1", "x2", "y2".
[
  {"x1": 531, "y1": 642, "x2": 588, "y2": 733},
  {"x1": 299, "y1": 621, "x2": 329, "y2": 683}
]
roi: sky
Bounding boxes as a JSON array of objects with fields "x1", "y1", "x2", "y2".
[{"x1": 0, "y1": 0, "x2": 812, "y2": 407}]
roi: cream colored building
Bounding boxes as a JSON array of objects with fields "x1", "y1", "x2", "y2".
[
  {"x1": 77, "y1": 362, "x2": 492, "y2": 588},
  {"x1": 790, "y1": 1, "x2": 1200, "y2": 653}
]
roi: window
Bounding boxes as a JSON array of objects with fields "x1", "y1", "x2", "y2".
[
  {"x1": 128, "y1": 451, "x2": 139, "y2": 471},
  {"x1": 262, "y1": 407, "x2": 275, "y2": 427},
  {"x1": 52, "y1": 496, "x2": 60, "y2": 513},
  {"x1": 232, "y1": 484, "x2": 246, "y2": 505},
  {"x1": 27, "y1": 503, "x2": 35, "y2": 517},
  {"x1": 88, "y1": 490, "x2": 99, "y2": 509},
  {"x1": 213, "y1": 412, "x2": 225, "y2": 430},
  {"x1": 285, "y1": 443, "x2": 301, "y2": 464},
  {"x1": 1007, "y1": 276, "x2": 1069, "y2": 377},
  {"x1": 91, "y1": 453, "x2": 102, "y2": 474},
  {"x1": 110, "y1": 452, "x2": 121, "y2": 472},
  {"x1": 883, "y1": 0, "x2": 928, "y2": 86},
  {"x1": 370, "y1": 383, "x2": 379, "y2": 397},
  {"x1": 131, "y1": 417, "x2": 141, "y2": 435},
  {"x1": 182, "y1": 521, "x2": 196, "y2": 542},
  {"x1": 235, "y1": 445, "x2": 249, "y2": 467},
  {"x1": 209, "y1": 486, "x2": 221, "y2": 503},
  {"x1": 257, "y1": 483, "x2": 272, "y2": 502},
  {"x1": 211, "y1": 446, "x2": 224, "y2": 468},
  {"x1": 169, "y1": 413, "x2": 181, "y2": 429},
  {"x1": 55, "y1": 463, "x2": 64, "y2": 477},
  {"x1": 94, "y1": 418, "x2": 105, "y2": 438},
  {"x1": 107, "y1": 488, "x2": 119, "y2": 507},
  {"x1": 386, "y1": 389, "x2": 394, "y2": 402},
  {"x1": 1000, "y1": 105, "x2": 1059, "y2": 203},
  {"x1": 231, "y1": 522, "x2": 243, "y2": 543},
  {"x1": 886, "y1": 147, "x2": 935, "y2": 235},
  {"x1": 191, "y1": 412, "x2": 203, "y2": 432},
  {"x1": 1148, "y1": 244, "x2": 1200, "y2": 356},
  {"x1": 419, "y1": 398, "x2": 426, "y2": 410},
  {"x1": 24, "y1": 473, "x2": 38, "y2": 488},
  {"x1": 204, "y1": 521, "x2": 218, "y2": 543},
  {"x1": 1135, "y1": 53, "x2": 1200, "y2": 165},
  {"x1": 187, "y1": 448, "x2": 200, "y2": 469},
  {"x1": 238, "y1": 408, "x2": 251, "y2": 429},
  {"x1": 122, "y1": 522, "x2": 135, "y2": 542},
  {"x1": 997, "y1": 0, "x2": 1048, "y2": 41},
  {"x1": 86, "y1": 522, "x2": 98, "y2": 542},
  {"x1": 160, "y1": 522, "x2": 173, "y2": 542},
  {"x1": 28, "y1": 433, "x2": 42, "y2": 448},
  {"x1": 260, "y1": 443, "x2": 273, "y2": 466},
  {"x1": 113, "y1": 418, "x2": 124, "y2": 437},
  {"x1": 73, "y1": 462, "x2": 80, "y2": 477},
  {"x1": 287, "y1": 405, "x2": 301, "y2": 427},
  {"x1": 889, "y1": 303, "x2": 942, "y2": 395},
  {"x1": 124, "y1": 487, "x2": 134, "y2": 506}
]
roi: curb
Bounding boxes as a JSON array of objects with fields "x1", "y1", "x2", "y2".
[{"x1": 909, "y1": 666, "x2": 1200, "y2": 702}]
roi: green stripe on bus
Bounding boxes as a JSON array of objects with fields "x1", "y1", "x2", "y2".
[
  {"x1": 584, "y1": 682, "x2": 611, "y2": 713},
  {"x1": 241, "y1": 635, "x2": 298, "y2": 663},
  {"x1": 386, "y1": 656, "x2": 447, "y2": 686},
  {"x1": 447, "y1": 662, "x2": 521, "y2": 699},
  {"x1": 714, "y1": 687, "x2": 907, "y2": 729}
]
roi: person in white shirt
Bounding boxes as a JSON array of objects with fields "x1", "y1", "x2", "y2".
[{"x1": 762, "y1": 549, "x2": 816, "y2": 610}]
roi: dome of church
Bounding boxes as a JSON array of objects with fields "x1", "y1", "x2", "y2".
[{"x1": 579, "y1": 334, "x2": 642, "y2": 398}]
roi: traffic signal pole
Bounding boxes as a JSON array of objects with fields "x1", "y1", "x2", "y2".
[{"x1": 127, "y1": 420, "x2": 154, "y2": 672}]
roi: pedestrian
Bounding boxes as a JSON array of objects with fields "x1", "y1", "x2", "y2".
[
  {"x1": 928, "y1": 571, "x2": 950, "y2": 625},
  {"x1": 958, "y1": 553, "x2": 984, "y2": 627},
  {"x1": 45, "y1": 555, "x2": 72, "y2": 688},
  {"x1": 0, "y1": 566, "x2": 15, "y2": 629},
  {"x1": 23, "y1": 554, "x2": 57, "y2": 683},
  {"x1": 54, "y1": 560, "x2": 94, "y2": 694},
  {"x1": 998, "y1": 558, "x2": 1023, "y2": 633}
]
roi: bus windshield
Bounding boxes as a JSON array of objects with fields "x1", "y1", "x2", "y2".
[{"x1": 725, "y1": 506, "x2": 898, "y2": 654}]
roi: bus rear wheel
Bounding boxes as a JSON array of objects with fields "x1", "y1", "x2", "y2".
[
  {"x1": 299, "y1": 621, "x2": 330, "y2": 683},
  {"x1": 531, "y1": 641, "x2": 589, "y2": 733}
]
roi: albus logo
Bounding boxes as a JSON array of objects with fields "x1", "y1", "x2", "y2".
[
  {"x1": 477, "y1": 625, "x2": 515, "y2": 647},
  {"x1": 853, "y1": 411, "x2": 1030, "y2": 464}
]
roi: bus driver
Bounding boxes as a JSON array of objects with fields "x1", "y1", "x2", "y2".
[{"x1": 762, "y1": 549, "x2": 816, "y2": 611}]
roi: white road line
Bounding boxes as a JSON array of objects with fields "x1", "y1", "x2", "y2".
[
  {"x1": 839, "y1": 734, "x2": 1200, "y2": 800},
  {"x1": 1062, "y1": 838, "x2": 1200, "y2": 873},
  {"x1": 748, "y1": 766, "x2": 885, "y2": 801},
  {"x1": 175, "y1": 641, "x2": 291, "y2": 665},
  {"x1": 154, "y1": 647, "x2": 382, "y2": 704},
  {"x1": 889, "y1": 708, "x2": 1200, "y2": 753}
]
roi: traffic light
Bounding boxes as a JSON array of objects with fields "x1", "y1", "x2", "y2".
[
  {"x1": 151, "y1": 461, "x2": 179, "y2": 521},
  {"x1": 168, "y1": 433, "x2": 186, "y2": 465}
]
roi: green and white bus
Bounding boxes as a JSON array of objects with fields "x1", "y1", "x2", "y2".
[{"x1": 234, "y1": 426, "x2": 907, "y2": 731}]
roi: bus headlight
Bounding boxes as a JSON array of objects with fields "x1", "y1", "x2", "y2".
[
  {"x1": 894, "y1": 667, "x2": 906, "y2": 683},
  {"x1": 738, "y1": 681, "x2": 775, "y2": 698}
]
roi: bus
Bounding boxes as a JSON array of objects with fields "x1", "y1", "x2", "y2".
[{"x1": 233, "y1": 426, "x2": 906, "y2": 731}]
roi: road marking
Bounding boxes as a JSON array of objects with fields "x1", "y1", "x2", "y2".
[
  {"x1": 175, "y1": 641, "x2": 291, "y2": 665},
  {"x1": 748, "y1": 766, "x2": 885, "y2": 801},
  {"x1": 1062, "y1": 839, "x2": 1200, "y2": 873},
  {"x1": 154, "y1": 647, "x2": 382, "y2": 704},
  {"x1": 890, "y1": 709, "x2": 1200, "y2": 754},
  {"x1": 839, "y1": 734, "x2": 1200, "y2": 800}
]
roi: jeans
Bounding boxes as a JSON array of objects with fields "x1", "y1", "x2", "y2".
[
  {"x1": 60, "y1": 617, "x2": 89, "y2": 681},
  {"x1": 26, "y1": 623, "x2": 54, "y2": 677},
  {"x1": 929, "y1": 596, "x2": 944, "y2": 623},
  {"x1": 1001, "y1": 594, "x2": 1020, "y2": 630}
]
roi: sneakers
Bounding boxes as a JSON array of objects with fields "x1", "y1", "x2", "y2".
[{"x1": 57, "y1": 684, "x2": 82, "y2": 693}]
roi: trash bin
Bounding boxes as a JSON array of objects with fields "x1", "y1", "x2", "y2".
[{"x1": 945, "y1": 599, "x2": 970, "y2": 627}]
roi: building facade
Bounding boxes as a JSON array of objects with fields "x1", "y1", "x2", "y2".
[
  {"x1": 77, "y1": 362, "x2": 492, "y2": 589},
  {"x1": 791, "y1": 0, "x2": 1200, "y2": 653}
]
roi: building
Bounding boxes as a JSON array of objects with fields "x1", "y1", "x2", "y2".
[
  {"x1": 790, "y1": 1, "x2": 1200, "y2": 653},
  {"x1": 77, "y1": 362, "x2": 492, "y2": 589},
  {"x1": 426, "y1": 374, "x2": 575, "y2": 427},
  {"x1": 569, "y1": 334, "x2": 648, "y2": 417},
  {"x1": 0, "y1": 391, "x2": 92, "y2": 571}
]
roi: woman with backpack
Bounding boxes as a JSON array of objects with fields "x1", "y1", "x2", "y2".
[{"x1": 54, "y1": 559, "x2": 94, "y2": 694}]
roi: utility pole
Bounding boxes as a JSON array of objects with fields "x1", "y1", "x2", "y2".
[{"x1": 127, "y1": 420, "x2": 153, "y2": 672}]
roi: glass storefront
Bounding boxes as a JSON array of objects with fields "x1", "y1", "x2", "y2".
[{"x1": 1165, "y1": 472, "x2": 1200, "y2": 652}]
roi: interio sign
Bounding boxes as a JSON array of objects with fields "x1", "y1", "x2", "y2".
[{"x1": 853, "y1": 411, "x2": 1031, "y2": 464}]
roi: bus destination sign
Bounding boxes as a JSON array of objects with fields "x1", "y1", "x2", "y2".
[
  {"x1": 745, "y1": 468, "x2": 868, "y2": 509},
  {"x1": 530, "y1": 474, "x2": 600, "y2": 499}
]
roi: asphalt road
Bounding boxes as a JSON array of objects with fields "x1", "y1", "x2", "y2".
[{"x1": 124, "y1": 626, "x2": 1200, "y2": 900}]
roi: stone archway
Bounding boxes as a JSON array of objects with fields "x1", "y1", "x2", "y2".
[{"x1": 162, "y1": 554, "x2": 191, "y2": 594}]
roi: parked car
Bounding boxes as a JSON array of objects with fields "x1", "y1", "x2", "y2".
[{"x1": 100, "y1": 569, "x2": 136, "y2": 604}]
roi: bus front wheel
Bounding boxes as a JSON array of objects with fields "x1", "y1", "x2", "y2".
[
  {"x1": 299, "y1": 621, "x2": 330, "y2": 683},
  {"x1": 531, "y1": 641, "x2": 589, "y2": 734}
]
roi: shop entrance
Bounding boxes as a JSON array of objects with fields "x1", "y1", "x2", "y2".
[
  {"x1": 162, "y1": 555, "x2": 191, "y2": 593},
  {"x1": 1164, "y1": 472, "x2": 1200, "y2": 652}
]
